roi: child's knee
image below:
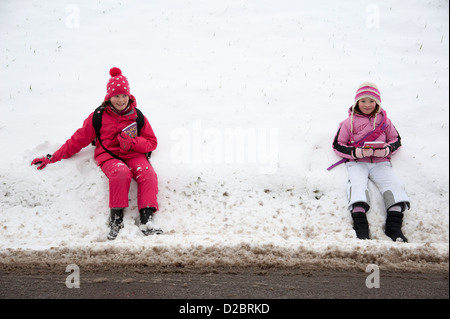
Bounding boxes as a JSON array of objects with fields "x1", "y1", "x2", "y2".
[
  {"x1": 138, "y1": 168, "x2": 157, "y2": 183},
  {"x1": 109, "y1": 166, "x2": 132, "y2": 183}
]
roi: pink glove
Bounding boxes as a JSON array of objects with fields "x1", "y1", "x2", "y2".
[
  {"x1": 118, "y1": 132, "x2": 133, "y2": 151},
  {"x1": 373, "y1": 146, "x2": 390, "y2": 157},
  {"x1": 354, "y1": 147, "x2": 374, "y2": 159},
  {"x1": 31, "y1": 154, "x2": 55, "y2": 170}
]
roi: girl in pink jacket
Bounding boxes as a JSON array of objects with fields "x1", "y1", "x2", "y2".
[
  {"x1": 332, "y1": 82, "x2": 409, "y2": 242},
  {"x1": 31, "y1": 67, "x2": 162, "y2": 240}
]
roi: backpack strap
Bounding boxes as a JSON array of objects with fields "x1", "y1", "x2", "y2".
[
  {"x1": 326, "y1": 158, "x2": 349, "y2": 171},
  {"x1": 350, "y1": 109, "x2": 388, "y2": 147},
  {"x1": 135, "y1": 107, "x2": 144, "y2": 135},
  {"x1": 327, "y1": 110, "x2": 388, "y2": 171},
  {"x1": 92, "y1": 105, "x2": 152, "y2": 161},
  {"x1": 94, "y1": 106, "x2": 144, "y2": 138},
  {"x1": 92, "y1": 105, "x2": 104, "y2": 145},
  {"x1": 92, "y1": 105, "x2": 128, "y2": 164},
  {"x1": 135, "y1": 107, "x2": 152, "y2": 159}
]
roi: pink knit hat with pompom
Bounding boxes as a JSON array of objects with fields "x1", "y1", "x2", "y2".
[{"x1": 104, "y1": 67, "x2": 131, "y2": 101}]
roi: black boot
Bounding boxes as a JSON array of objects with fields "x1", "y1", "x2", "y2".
[
  {"x1": 385, "y1": 211, "x2": 408, "y2": 242},
  {"x1": 107, "y1": 208, "x2": 124, "y2": 240},
  {"x1": 352, "y1": 212, "x2": 370, "y2": 240},
  {"x1": 139, "y1": 207, "x2": 163, "y2": 235}
]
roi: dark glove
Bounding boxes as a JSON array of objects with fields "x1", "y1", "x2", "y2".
[{"x1": 31, "y1": 154, "x2": 55, "y2": 170}]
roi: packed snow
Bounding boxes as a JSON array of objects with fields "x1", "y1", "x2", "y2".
[{"x1": 0, "y1": 0, "x2": 448, "y2": 272}]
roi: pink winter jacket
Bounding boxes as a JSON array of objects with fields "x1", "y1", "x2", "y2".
[
  {"x1": 51, "y1": 105, "x2": 157, "y2": 167},
  {"x1": 332, "y1": 107, "x2": 402, "y2": 163}
]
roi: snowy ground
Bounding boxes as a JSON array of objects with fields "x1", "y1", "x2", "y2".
[{"x1": 0, "y1": 0, "x2": 448, "y2": 272}]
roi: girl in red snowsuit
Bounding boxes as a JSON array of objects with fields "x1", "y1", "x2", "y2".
[{"x1": 31, "y1": 67, "x2": 161, "y2": 240}]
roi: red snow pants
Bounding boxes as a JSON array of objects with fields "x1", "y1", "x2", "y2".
[{"x1": 100, "y1": 156, "x2": 158, "y2": 211}]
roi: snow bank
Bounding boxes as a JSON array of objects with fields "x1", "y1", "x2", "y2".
[{"x1": 0, "y1": 0, "x2": 448, "y2": 272}]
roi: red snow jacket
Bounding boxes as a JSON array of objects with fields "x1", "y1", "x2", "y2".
[
  {"x1": 51, "y1": 105, "x2": 157, "y2": 166},
  {"x1": 332, "y1": 107, "x2": 402, "y2": 163}
]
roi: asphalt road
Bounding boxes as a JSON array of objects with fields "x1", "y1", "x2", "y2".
[{"x1": 1, "y1": 265, "x2": 448, "y2": 301}]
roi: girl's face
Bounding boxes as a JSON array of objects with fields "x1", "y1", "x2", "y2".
[
  {"x1": 110, "y1": 94, "x2": 130, "y2": 112},
  {"x1": 357, "y1": 98, "x2": 377, "y2": 115}
]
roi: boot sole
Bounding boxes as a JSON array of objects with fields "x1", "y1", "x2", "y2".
[{"x1": 142, "y1": 229, "x2": 164, "y2": 236}]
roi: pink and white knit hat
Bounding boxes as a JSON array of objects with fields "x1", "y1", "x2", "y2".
[
  {"x1": 104, "y1": 67, "x2": 131, "y2": 101},
  {"x1": 353, "y1": 82, "x2": 381, "y2": 108},
  {"x1": 350, "y1": 82, "x2": 382, "y2": 133}
]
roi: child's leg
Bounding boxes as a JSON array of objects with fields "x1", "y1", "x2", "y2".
[
  {"x1": 127, "y1": 156, "x2": 159, "y2": 211},
  {"x1": 346, "y1": 161, "x2": 371, "y2": 210},
  {"x1": 369, "y1": 162, "x2": 410, "y2": 210},
  {"x1": 100, "y1": 159, "x2": 133, "y2": 209},
  {"x1": 369, "y1": 162, "x2": 409, "y2": 242}
]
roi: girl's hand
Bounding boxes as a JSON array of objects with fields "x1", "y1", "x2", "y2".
[
  {"x1": 373, "y1": 146, "x2": 391, "y2": 157},
  {"x1": 354, "y1": 147, "x2": 374, "y2": 159},
  {"x1": 118, "y1": 132, "x2": 133, "y2": 151},
  {"x1": 31, "y1": 154, "x2": 55, "y2": 170}
]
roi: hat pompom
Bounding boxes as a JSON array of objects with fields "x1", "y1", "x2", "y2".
[{"x1": 109, "y1": 67, "x2": 122, "y2": 77}]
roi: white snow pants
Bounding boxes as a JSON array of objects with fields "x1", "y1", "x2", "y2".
[{"x1": 345, "y1": 161, "x2": 410, "y2": 211}]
